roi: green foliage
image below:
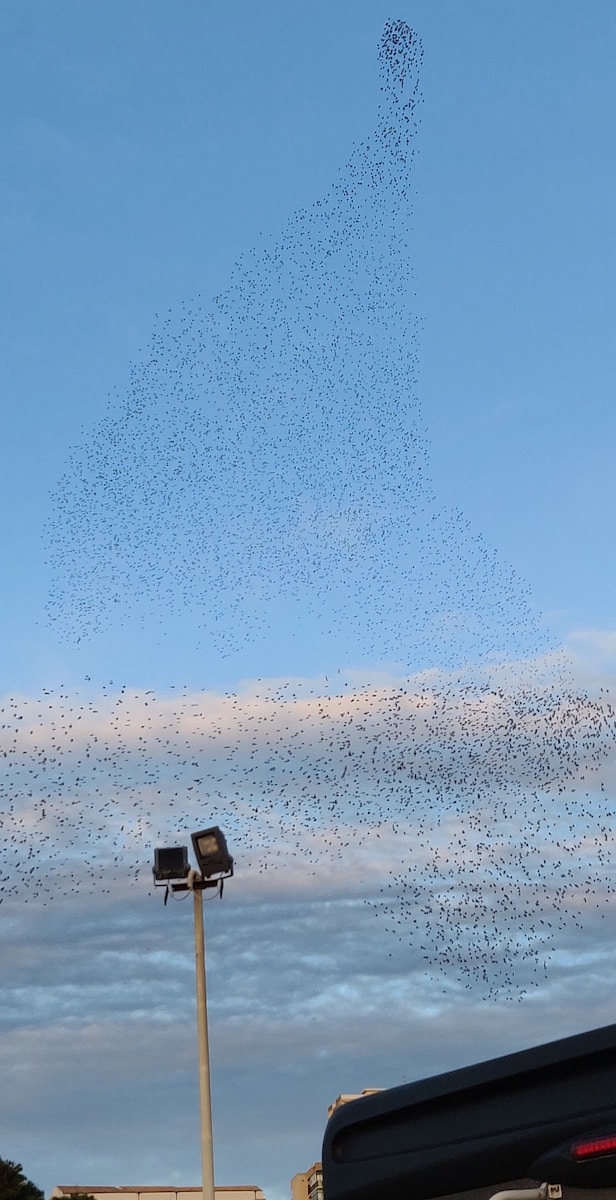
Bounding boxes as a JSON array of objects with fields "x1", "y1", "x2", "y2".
[{"x1": 0, "y1": 1159, "x2": 44, "y2": 1200}]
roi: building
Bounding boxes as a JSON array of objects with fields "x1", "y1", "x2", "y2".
[
  {"x1": 52, "y1": 1187, "x2": 265, "y2": 1200},
  {"x1": 291, "y1": 1090, "x2": 383, "y2": 1200},
  {"x1": 326, "y1": 1090, "x2": 383, "y2": 1119},
  {"x1": 290, "y1": 1164, "x2": 323, "y2": 1200}
]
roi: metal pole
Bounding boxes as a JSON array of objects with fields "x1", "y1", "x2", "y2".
[{"x1": 194, "y1": 886, "x2": 215, "y2": 1200}]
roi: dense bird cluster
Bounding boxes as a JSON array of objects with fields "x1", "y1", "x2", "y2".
[
  {"x1": 1, "y1": 674, "x2": 615, "y2": 994},
  {"x1": 2, "y1": 20, "x2": 611, "y2": 995},
  {"x1": 46, "y1": 21, "x2": 544, "y2": 673}
]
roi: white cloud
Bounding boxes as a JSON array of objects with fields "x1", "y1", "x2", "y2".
[
  {"x1": 565, "y1": 627, "x2": 616, "y2": 680},
  {"x1": 2, "y1": 665, "x2": 615, "y2": 976}
]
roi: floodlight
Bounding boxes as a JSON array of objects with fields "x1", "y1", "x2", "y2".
[
  {"x1": 191, "y1": 826, "x2": 234, "y2": 879},
  {"x1": 153, "y1": 845, "x2": 190, "y2": 882}
]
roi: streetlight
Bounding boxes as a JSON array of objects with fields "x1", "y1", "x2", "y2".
[{"x1": 153, "y1": 826, "x2": 234, "y2": 1200}]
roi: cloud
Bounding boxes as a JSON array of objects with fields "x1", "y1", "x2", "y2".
[
  {"x1": 2, "y1": 874, "x2": 616, "y2": 1200},
  {"x1": 565, "y1": 628, "x2": 616, "y2": 679},
  {"x1": 3, "y1": 656, "x2": 616, "y2": 1196},
  {"x1": 2, "y1": 657, "x2": 616, "y2": 990}
]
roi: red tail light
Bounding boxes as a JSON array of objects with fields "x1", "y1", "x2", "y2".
[{"x1": 572, "y1": 1133, "x2": 616, "y2": 1161}]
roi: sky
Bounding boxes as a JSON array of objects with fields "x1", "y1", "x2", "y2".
[{"x1": 1, "y1": 2, "x2": 616, "y2": 1199}]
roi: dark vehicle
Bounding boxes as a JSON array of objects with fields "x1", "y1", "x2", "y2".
[{"x1": 322, "y1": 1023, "x2": 616, "y2": 1200}]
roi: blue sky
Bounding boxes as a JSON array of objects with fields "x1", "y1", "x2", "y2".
[
  {"x1": 1, "y1": 4, "x2": 616, "y2": 1200},
  {"x1": 3, "y1": 0, "x2": 616, "y2": 691}
]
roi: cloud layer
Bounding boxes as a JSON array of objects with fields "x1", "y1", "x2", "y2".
[{"x1": 3, "y1": 656, "x2": 616, "y2": 994}]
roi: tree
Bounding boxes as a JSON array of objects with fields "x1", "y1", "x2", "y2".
[{"x1": 0, "y1": 1159, "x2": 44, "y2": 1200}]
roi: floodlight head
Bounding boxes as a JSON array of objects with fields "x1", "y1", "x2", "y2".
[
  {"x1": 191, "y1": 826, "x2": 233, "y2": 879},
  {"x1": 153, "y1": 845, "x2": 190, "y2": 882}
]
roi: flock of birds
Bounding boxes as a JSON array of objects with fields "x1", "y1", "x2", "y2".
[
  {"x1": 2, "y1": 21, "x2": 615, "y2": 996},
  {"x1": 46, "y1": 20, "x2": 543, "y2": 673},
  {"x1": 1, "y1": 671, "x2": 615, "y2": 994}
]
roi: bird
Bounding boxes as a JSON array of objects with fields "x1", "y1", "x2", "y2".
[{"x1": 1, "y1": 19, "x2": 613, "y2": 999}]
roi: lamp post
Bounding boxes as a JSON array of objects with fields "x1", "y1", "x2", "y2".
[
  {"x1": 193, "y1": 878, "x2": 215, "y2": 1200},
  {"x1": 153, "y1": 826, "x2": 234, "y2": 1200}
]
